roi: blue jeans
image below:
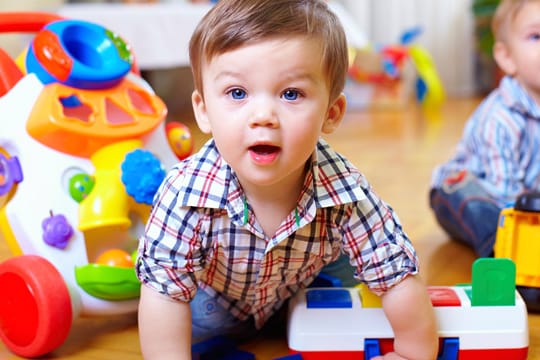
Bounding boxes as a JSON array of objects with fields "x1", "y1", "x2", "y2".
[
  {"x1": 429, "y1": 174, "x2": 501, "y2": 257},
  {"x1": 191, "y1": 290, "x2": 257, "y2": 343},
  {"x1": 190, "y1": 253, "x2": 358, "y2": 343}
]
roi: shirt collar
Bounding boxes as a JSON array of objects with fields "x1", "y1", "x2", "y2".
[
  {"x1": 295, "y1": 138, "x2": 367, "y2": 225},
  {"x1": 177, "y1": 138, "x2": 366, "y2": 222},
  {"x1": 499, "y1": 76, "x2": 540, "y2": 119}
]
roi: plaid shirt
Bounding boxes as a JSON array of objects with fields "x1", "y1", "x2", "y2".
[
  {"x1": 137, "y1": 138, "x2": 418, "y2": 328},
  {"x1": 431, "y1": 76, "x2": 540, "y2": 207}
]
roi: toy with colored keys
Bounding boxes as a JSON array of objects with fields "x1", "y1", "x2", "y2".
[{"x1": 287, "y1": 258, "x2": 528, "y2": 360}]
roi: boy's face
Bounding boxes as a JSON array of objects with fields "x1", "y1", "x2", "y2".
[
  {"x1": 192, "y1": 37, "x2": 346, "y2": 191},
  {"x1": 495, "y1": 1, "x2": 540, "y2": 103}
]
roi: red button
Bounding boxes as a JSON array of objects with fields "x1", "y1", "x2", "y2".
[{"x1": 428, "y1": 287, "x2": 461, "y2": 307}]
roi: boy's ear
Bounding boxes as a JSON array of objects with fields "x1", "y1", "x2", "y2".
[
  {"x1": 493, "y1": 41, "x2": 517, "y2": 76},
  {"x1": 322, "y1": 93, "x2": 346, "y2": 134},
  {"x1": 192, "y1": 90, "x2": 212, "y2": 134}
]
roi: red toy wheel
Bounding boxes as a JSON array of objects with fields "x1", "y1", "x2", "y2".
[{"x1": 0, "y1": 255, "x2": 72, "y2": 357}]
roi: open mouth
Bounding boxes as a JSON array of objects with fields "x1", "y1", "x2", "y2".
[
  {"x1": 248, "y1": 144, "x2": 280, "y2": 164},
  {"x1": 250, "y1": 144, "x2": 280, "y2": 154}
]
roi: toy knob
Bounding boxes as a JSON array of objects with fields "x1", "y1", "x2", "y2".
[
  {"x1": 121, "y1": 149, "x2": 165, "y2": 205},
  {"x1": 42, "y1": 212, "x2": 73, "y2": 249}
]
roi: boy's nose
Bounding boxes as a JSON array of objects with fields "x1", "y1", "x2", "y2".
[{"x1": 248, "y1": 99, "x2": 278, "y2": 128}]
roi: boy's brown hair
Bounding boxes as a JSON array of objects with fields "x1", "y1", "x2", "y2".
[
  {"x1": 189, "y1": 0, "x2": 348, "y2": 103},
  {"x1": 491, "y1": 0, "x2": 538, "y2": 42}
]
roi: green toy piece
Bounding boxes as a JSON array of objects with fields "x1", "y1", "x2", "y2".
[
  {"x1": 74, "y1": 263, "x2": 141, "y2": 301},
  {"x1": 471, "y1": 257, "x2": 516, "y2": 306}
]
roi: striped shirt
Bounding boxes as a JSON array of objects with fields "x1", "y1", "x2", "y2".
[
  {"x1": 137, "y1": 138, "x2": 418, "y2": 328},
  {"x1": 431, "y1": 76, "x2": 540, "y2": 207}
]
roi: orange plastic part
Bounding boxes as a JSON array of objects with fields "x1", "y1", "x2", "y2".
[
  {"x1": 26, "y1": 78, "x2": 167, "y2": 158},
  {"x1": 0, "y1": 255, "x2": 72, "y2": 357},
  {"x1": 166, "y1": 121, "x2": 194, "y2": 160},
  {"x1": 96, "y1": 249, "x2": 134, "y2": 268}
]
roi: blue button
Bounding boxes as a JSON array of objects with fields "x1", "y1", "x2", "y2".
[{"x1": 306, "y1": 289, "x2": 352, "y2": 308}]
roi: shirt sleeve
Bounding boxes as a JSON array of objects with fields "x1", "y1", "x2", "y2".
[
  {"x1": 431, "y1": 93, "x2": 525, "y2": 207},
  {"x1": 136, "y1": 166, "x2": 203, "y2": 302},
  {"x1": 341, "y1": 182, "x2": 419, "y2": 296},
  {"x1": 467, "y1": 108, "x2": 524, "y2": 205}
]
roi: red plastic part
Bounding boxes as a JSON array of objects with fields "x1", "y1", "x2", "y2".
[
  {"x1": 0, "y1": 12, "x2": 65, "y2": 97},
  {"x1": 0, "y1": 12, "x2": 63, "y2": 33},
  {"x1": 428, "y1": 286, "x2": 462, "y2": 307},
  {"x1": 0, "y1": 48, "x2": 23, "y2": 97},
  {"x1": 32, "y1": 29, "x2": 72, "y2": 82},
  {"x1": 459, "y1": 348, "x2": 529, "y2": 359},
  {"x1": 0, "y1": 255, "x2": 72, "y2": 357},
  {"x1": 291, "y1": 348, "x2": 528, "y2": 360},
  {"x1": 289, "y1": 350, "x2": 363, "y2": 360}
]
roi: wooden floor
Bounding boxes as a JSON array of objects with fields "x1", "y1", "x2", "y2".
[{"x1": 1, "y1": 97, "x2": 540, "y2": 359}]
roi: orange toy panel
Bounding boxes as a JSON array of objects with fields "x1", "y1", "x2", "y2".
[{"x1": 26, "y1": 78, "x2": 166, "y2": 158}]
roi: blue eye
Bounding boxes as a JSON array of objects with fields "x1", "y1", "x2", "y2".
[
  {"x1": 528, "y1": 33, "x2": 540, "y2": 41},
  {"x1": 282, "y1": 89, "x2": 299, "y2": 101},
  {"x1": 229, "y1": 88, "x2": 246, "y2": 100}
]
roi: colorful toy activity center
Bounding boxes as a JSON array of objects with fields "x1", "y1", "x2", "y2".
[
  {"x1": 287, "y1": 258, "x2": 528, "y2": 360},
  {"x1": 0, "y1": 12, "x2": 192, "y2": 358}
]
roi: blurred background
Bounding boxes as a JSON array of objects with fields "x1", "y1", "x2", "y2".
[{"x1": 0, "y1": 0, "x2": 501, "y2": 121}]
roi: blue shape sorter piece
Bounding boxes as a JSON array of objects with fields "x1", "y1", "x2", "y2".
[
  {"x1": 437, "y1": 338, "x2": 459, "y2": 360},
  {"x1": 364, "y1": 339, "x2": 382, "y2": 359},
  {"x1": 306, "y1": 288, "x2": 352, "y2": 308}
]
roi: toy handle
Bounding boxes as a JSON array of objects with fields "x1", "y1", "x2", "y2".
[
  {"x1": 0, "y1": 12, "x2": 65, "y2": 96},
  {"x1": 0, "y1": 12, "x2": 64, "y2": 33}
]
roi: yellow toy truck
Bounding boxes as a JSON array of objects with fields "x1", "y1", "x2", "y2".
[{"x1": 495, "y1": 191, "x2": 540, "y2": 312}]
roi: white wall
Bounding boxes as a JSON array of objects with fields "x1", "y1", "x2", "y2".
[{"x1": 338, "y1": 0, "x2": 476, "y2": 97}]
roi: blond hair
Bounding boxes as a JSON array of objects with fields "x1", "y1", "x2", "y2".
[
  {"x1": 189, "y1": 0, "x2": 348, "y2": 102},
  {"x1": 492, "y1": 0, "x2": 540, "y2": 42}
]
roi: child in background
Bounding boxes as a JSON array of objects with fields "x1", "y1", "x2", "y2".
[
  {"x1": 137, "y1": 0, "x2": 438, "y2": 359},
  {"x1": 430, "y1": 0, "x2": 540, "y2": 257}
]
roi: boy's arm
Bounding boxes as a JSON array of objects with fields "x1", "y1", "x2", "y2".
[
  {"x1": 138, "y1": 285, "x2": 192, "y2": 360},
  {"x1": 373, "y1": 275, "x2": 438, "y2": 360}
]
